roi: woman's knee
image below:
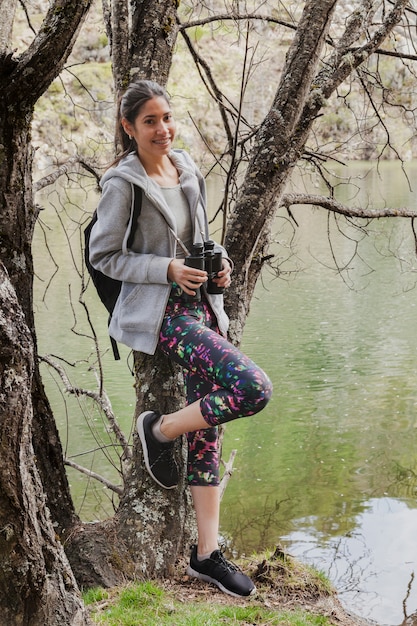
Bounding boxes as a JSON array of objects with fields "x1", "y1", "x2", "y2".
[{"x1": 239, "y1": 367, "x2": 273, "y2": 415}]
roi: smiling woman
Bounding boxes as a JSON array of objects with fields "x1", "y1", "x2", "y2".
[
  {"x1": 120, "y1": 92, "x2": 178, "y2": 185},
  {"x1": 88, "y1": 78, "x2": 273, "y2": 599}
]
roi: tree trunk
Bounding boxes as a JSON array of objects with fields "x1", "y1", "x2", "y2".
[
  {"x1": 116, "y1": 351, "x2": 195, "y2": 576},
  {"x1": 65, "y1": 350, "x2": 196, "y2": 587},
  {"x1": 225, "y1": 0, "x2": 339, "y2": 343},
  {"x1": 0, "y1": 0, "x2": 93, "y2": 609},
  {"x1": 104, "y1": 0, "x2": 180, "y2": 90},
  {"x1": 0, "y1": 263, "x2": 90, "y2": 626},
  {"x1": 0, "y1": 92, "x2": 79, "y2": 537}
]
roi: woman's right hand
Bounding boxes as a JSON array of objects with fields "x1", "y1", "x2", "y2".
[{"x1": 168, "y1": 259, "x2": 207, "y2": 296}]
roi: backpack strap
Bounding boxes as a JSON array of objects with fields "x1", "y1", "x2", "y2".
[
  {"x1": 128, "y1": 184, "x2": 142, "y2": 247},
  {"x1": 110, "y1": 333, "x2": 121, "y2": 360}
]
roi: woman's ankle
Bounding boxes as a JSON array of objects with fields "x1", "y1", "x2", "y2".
[{"x1": 152, "y1": 415, "x2": 173, "y2": 443}]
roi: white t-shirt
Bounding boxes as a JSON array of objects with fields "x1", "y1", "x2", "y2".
[{"x1": 160, "y1": 184, "x2": 193, "y2": 258}]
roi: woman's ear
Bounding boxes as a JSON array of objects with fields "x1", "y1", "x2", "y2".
[{"x1": 121, "y1": 118, "x2": 133, "y2": 139}]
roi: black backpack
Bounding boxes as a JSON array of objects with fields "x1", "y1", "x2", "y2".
[{"x1": 84, "y1": 184, "x2": 142, "y2": 360}]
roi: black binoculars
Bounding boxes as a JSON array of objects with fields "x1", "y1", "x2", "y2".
[{"x1": 184, "y1": 240, "x2": 223, "y2": 301}]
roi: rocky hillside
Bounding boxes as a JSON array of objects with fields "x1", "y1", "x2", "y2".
[{"x1": 22, "y1": 1, "x2": 417, "y2": 179}]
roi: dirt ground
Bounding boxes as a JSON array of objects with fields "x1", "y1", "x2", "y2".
[
  {"x1": 163, "y1": 576, "x2": 375, "y2": 626},
  {"x1": 161, "y1": 548, "x2": 378, "y2": 626}
]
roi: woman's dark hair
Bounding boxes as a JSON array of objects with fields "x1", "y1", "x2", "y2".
[{"x1": 113, "y1": 79, "x2": 170, "y2": 165}]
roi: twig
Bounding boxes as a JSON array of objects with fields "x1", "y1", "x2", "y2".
[
  {"x1": 40, "y1": 354, "x2": 132, "y2": 461},
  {"x1": 219, "y1": 449, "x2": 237, "y2": 501},
  {"x1": 64, "y1": 458, "x2": 123, "y2": 496}
]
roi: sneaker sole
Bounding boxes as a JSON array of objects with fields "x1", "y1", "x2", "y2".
[
  {"x1": 136, "y1": 411, "x2": 177, "y2": 490},
  {"x1": 186, "y1": 565, "x2": 256, "y2": 598}
]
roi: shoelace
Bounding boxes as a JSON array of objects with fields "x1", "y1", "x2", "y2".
[
  {"x1": 150, "y1": 445, "x2": 176, "y2": 470},
  {"x1": 212, "y1": 549, "x2": 240, "y2": 573}
]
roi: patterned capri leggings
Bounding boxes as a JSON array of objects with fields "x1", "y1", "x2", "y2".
[{"x1": 158, "y1": 290, "x2": 273, "y2": 487}]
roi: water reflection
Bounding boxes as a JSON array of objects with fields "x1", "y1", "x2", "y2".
[{"x1": 280, "y1": 498, "x2": 417, "y2": 625}]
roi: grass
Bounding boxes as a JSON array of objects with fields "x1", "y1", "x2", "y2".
[
  {"x1": 83, "y1": 546, "x2": 337, "y2": 626},
  {"x1": 84, "y1": 581, "x2": 333, "y2": 625}
]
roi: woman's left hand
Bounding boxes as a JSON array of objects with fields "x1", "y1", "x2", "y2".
[{"x1": 214, "y1": 259, "x2": 232, "y2": 289}]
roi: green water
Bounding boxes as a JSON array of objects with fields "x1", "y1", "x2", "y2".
[{"x1": 34, "y1": 161, "x2": 417, "y2": 624}]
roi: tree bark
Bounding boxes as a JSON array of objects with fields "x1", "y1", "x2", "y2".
[
  {"x1": 0, "y1": 0, "x2": 17, "y2": 54},
  {"x1": 0, "y1": 0, "x2": 93, "y2": 611},
  {"x1": 0, "y1": 263, "x2": 90, "y2": 626},
  {"x1": 0, "y1": 88, "x2": 78, "y2": 534},
  {"x1": 104, "y1": 0, "x2": 179, "y2": 91}
]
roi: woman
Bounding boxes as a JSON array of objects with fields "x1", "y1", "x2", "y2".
[{"x1": 89, "y1": 79, "x2": 273, "y2": 598}]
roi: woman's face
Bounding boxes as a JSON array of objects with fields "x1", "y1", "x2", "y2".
[{"x1": 123, "y1": 96, "x2": 176, "y2": 161}]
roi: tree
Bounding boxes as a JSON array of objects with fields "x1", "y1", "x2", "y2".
[
  {"x1": 0, "y1": 1, "x2": 93, "y2": 623},
  {"x1": 102, "y1": 0, "x2": 179, "y2": 89},
  {"x1": 219, "y1": 0, "x2": 415, "y2": 337},
  {"x1": 0, "y1": 263, "x2": 90, "y2": 625},
  {"x1": 1, "y1": 0, "x2": 417, "y2": 621}
]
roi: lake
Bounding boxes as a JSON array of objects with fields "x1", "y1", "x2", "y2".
[{"x1": 34, "y1": 160, "x2": 417, "y2": 625}]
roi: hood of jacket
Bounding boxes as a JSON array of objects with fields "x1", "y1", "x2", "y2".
[{"x1": 100, "y1": 149, "x2": 200, "y2": 189}]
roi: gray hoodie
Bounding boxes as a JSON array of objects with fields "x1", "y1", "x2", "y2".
[{"x1": 89, "y1": 149, "x2": 230, "y2": 355}]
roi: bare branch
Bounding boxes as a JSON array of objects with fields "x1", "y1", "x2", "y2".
[
  {"x1": 322, "y1": 0, "x2": 411, "y2": 99},
  {"x1": 40, "y1": 354, "x2": 132, "y2": 462},
  {"x1": 280, "y1": 192, "x2": 417, "y2": 219},
  {"x1": 352, "y1": 46, "x2": 417, "y2": 62},
  {"x1": 356, "y1": 68, "x2": 402, "y2": 161},
  {"x1": 180, "y1": 27, "x2": 235, "y2": 149},
  {"x1": 33, "y1": 157, "x2": 100, "y2": 194},
  {"x1": 179, "y1": 12, "x2": 297, "y2": 33},
  {"x1": 18, "y1": 0, "x2": 36, "y2": 36},
  {"x1": 64, "y1": 458, "x2": 123, "y2": 496},
  {"x1": 179, "y1": 9, "x2": 417, "y2": 61},
  {"x1": 219, "y1": 449, "x2": 237, "y2": 502},
  {"x1": 6, "y1": 1, "x2": 93, "y2": 104}
]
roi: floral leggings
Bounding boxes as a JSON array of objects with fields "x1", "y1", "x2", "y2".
[{"x1": 158, "y1": 290, "x2": 273, "y2": 487}]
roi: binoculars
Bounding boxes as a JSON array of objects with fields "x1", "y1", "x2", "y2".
[{"x1": 184, "y1": 240, "x2": 223, "y2": 301}]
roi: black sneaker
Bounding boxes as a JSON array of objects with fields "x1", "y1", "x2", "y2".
[
  {"x1": 186, "y1": 545, "x2": 256, "y2": 598},
  {"x1": 136, "y1": 411, "x2": 178, "y2": 489}
]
